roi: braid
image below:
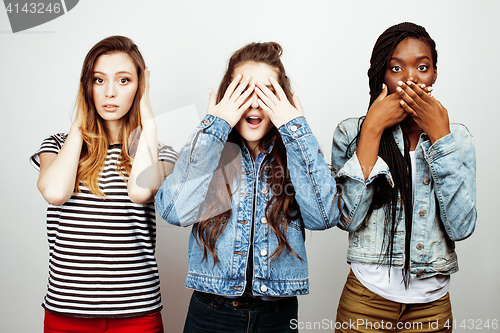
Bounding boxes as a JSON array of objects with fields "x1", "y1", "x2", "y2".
[{"x1": 347, "y1": 22, "x2": 438, "y2": 287}]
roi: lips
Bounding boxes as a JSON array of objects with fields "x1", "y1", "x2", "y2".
[
  {"x1": 103, "y1": 104, "x2": 118, "y2": 112},
  {"x1": 246, "y1": 115, "x2": 262, "y2": 129}
]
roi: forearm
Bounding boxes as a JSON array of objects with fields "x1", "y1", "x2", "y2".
[
  {"x1": 128, "y1": 121, "x2": 159, "y2": 203},
  {"x1": 331, "y1": 119, "x2": 390, "y2": 231},
  {"x1": 279, "y1": 117, "x2": 340, "y2": 230},
  {"x1": 155, "y1": 116, "x2": 230, "y2": 226},
  {"x1": 37, "y1": 125, "x2": 83, "y2": 205},
  {"x1": 424, "y1": 131, "x2": 476, "y2": 240},
  {"x1": 356, "y1": 123, "x2": 382, "y2": 180}
]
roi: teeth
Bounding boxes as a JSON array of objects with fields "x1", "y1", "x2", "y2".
[{"x1": 248, "y1": 116, "x2": 259, "y2": 119}]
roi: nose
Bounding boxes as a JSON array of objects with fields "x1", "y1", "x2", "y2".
[
  {"x1": 105, "y1": 82, "x2": 116, "y2": 98},
  {"x1": 250, "y1": 91, "x2": 259, "y2": 109},
  {"x1": 405, "y1": 68, "x2": 419, "y2": 84}
]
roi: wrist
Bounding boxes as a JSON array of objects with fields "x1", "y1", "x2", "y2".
[
  {"x1": 141, "y1": 119, "x2": 158, "y2": 132},
  {"x1": 360, "y1": 123, "x2": 384, "y2": 142},
  {"x1": 428, "y1": 128, "x2": 451, "y2": 144},
  {"x1": 70, "y1": 122, "x2": 82, "y2": 135},
  {"x1": 208, "y1": 113, "x2": 235, "y2": 128}
]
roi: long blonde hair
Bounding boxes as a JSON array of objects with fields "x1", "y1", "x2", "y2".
[{"x1": 75, "y1": 36, "x2": 145, "y2": 196}]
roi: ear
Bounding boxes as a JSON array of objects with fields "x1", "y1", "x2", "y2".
[{"x1": 433, "y1": 67, "x2": 437, "y2": 84}]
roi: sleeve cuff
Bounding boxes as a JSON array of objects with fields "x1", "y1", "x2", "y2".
[
  {"x1": 421, "y1": 132, "x2": 459, "y2": 163},
  {"x1": 337, "y1": 153, "x2": 393, "y2": 186},
  {"x1": 199, "y1": 115, "x2": 232, "y2": 143},
  {"x1": 278, "y1": 116, "x2": 311, "y2": 145}
]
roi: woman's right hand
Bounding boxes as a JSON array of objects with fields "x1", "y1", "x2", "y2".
[
  {"x1": 207, "y1": 74, "x2": 255, "y2": 128},
  {"x1": 356, "y1": 85, "x2": 406, "y2": 180},
  {"x1": 363, "y1": 84, "x2": 407, "y2": 135}
]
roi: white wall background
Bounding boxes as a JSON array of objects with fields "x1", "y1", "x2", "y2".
[{"x1": 1, "y1": 1, "x2": 498, "y2": 332}]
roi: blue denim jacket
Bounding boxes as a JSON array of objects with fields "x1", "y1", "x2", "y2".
[
  {"x1": 156, "y1": 115, "x2": 341, "y2": 296},
  {"x1": 331, "y1": 118, "x2": 476, "y2": 279}
]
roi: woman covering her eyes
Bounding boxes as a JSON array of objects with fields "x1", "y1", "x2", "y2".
[
  {"x1": 155, "y1": 41, "x2": 344, "y2": 333},
  {"x1": 31, "y1": 36, "x2": 177, "y2": 333},
  {"x1": 331, "y1": 22, "x2": 476, "y2": 332}
]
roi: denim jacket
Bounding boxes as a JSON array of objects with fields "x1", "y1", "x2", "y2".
[
  {"x1": 156, "y1": 115, "x2": 341, "y2": 296},
  {"x1": 331, "y1": 118, "x2": 476, "y2": 279}
]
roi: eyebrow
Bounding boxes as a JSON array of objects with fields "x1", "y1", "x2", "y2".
[
  {"x1": 93, "y1": 71, "x2": 134, "y2": 75},
  {"x1": 388, "y1": 55, "x2": 431, "y2": 62}
]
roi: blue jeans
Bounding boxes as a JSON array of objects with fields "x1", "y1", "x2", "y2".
[{"x1": 183, "y1": 291, "x2": 299, "y2": 333}]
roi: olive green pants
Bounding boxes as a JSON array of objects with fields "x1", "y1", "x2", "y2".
[{"x1": 335, "y1": 269, "x2": 452, "y2": 332}]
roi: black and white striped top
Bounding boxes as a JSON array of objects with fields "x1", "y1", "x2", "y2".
[{"x1": 30, "y1": 133, "x2": 178, "y2": 318}]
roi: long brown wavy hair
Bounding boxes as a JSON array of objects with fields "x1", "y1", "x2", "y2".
[
  {"x1": 195, "y1": 42, "x2": 304, "y2": 265},
  {"x1": 74, "y1": 36, "x2": 145, "y2": 197}
]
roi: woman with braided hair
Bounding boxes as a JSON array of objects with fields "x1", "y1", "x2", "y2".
[{"x1": 331, "y1": 22, "x2": 476, "y2": 332}]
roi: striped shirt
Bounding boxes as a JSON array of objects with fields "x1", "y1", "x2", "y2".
[{"x1": 30, "y1": 133, "x2": 178, "y2": 318}]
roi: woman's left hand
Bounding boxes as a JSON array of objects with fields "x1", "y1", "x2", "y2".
[
  {"x1": 397, "y1": 81, "x2": 450, "y2": 143},
  {"x1": 140, "y1": 67, "x2": 155, "y2": 126},
  {"x1": 255, "y1": 77, "x2": 304, "y2": 128}
]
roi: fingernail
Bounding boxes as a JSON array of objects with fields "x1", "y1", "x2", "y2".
[
  {"x1": 397, "y1": 81, "x2": 404, "y2": 86},
  {"x1": 420, "y1": 84, "x2": 426, "y2": 89},
  {"x1": 406, "y1": 80, "x2": 412, "y2": 86},
  {"x1": 382, "y1": 83, "x2": 386, "y2": 90},
  {"x1": 427, "y1": 87, "x2": 433, "y2": 92},
  {"x1": 396, "y1": 87, "x2": 402, "y2": 92},
  {"x1": 246, "y1": 76, "x2": 251, "y2": 80},
  {"x1": 256, "y1": 81, "x2": 262, "y2": 86},
  {"x1": 400, "y1": 100, "x2": 405, "y2": 106}
]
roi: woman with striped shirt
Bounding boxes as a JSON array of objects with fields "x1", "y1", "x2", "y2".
[{"x1": 31, "y1": 36, "x2": 177, "y2": 333}]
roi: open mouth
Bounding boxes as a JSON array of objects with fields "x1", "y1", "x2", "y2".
[{"x1": 246, "y1": 116, "x2": 262, "y2": 126}]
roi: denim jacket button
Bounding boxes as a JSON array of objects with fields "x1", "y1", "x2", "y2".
[
  {"x1": 416, "y1": 243, "x2": 424, "y2": 250},
  {"x1": 260, "y1": 249, "x2": 268, "y2": 256},
  {"x1": 261, "y1": 188, "x2": 268, "y2": 194},
  {"x1": 290, "y1": 125, "x2": 298, "y2": 132},
  {"x1": 260, "y1": 285, "x2": 268, "y2": 292},
  {"x1": 261, "y1": 217, "x2": 268, "y2": 224},
  {"x1": 202, "y1": 119, "x2": 210, "y2": 126},
  {"x1": 423, "y1": 178, "x2": 430, "y2": 185},
  {"x1": 419, "y1": 209, "x2": 426, "y2": 216},
  {"x1": 417, "y1": 269, "x2": 424, "y2": 276}
]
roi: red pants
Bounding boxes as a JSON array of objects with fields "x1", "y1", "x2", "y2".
[{"x1": 44, "y1": 311, "x2": 164, "y2": 333}]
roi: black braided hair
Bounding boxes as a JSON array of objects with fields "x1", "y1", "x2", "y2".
[
  {"x1": 368, "y1": 22, "x2": 437, "y2": 106},
  {"x1": 348, "y1": 22, "x2": 438, "y2": 287}
]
